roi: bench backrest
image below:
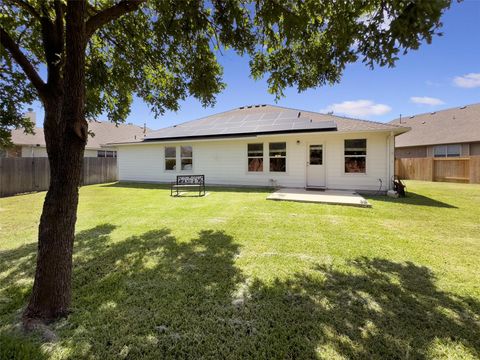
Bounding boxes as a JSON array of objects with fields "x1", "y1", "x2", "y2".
[{"x1": 176, "y1": 175, "x2": 204, "y2": 185}]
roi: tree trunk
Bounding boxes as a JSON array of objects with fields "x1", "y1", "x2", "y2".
[{"x1": 23, "y1": 0, "x2": 88, "y2": 325}]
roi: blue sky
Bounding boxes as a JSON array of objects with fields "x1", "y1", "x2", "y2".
[{"x1": 30, "y1": 0, "x2": 480, "y2": 129}]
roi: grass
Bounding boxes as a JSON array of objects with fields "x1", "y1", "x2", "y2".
[{"x1": 0, "y1": 180, "x2": 479, "y2": 359}]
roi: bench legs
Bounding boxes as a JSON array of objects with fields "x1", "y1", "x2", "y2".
[{"x1": 170, "y1": 185, "x2": 205, "y2": 197}]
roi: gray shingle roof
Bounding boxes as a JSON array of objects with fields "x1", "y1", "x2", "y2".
[
  {"x1": 390, "y1": 103, "x2": 480, "y2": 147},
  {"x1": 11, "y1": 120, "x2": 150, "y2": 149},
  {"x1": 142, "y1": 105, "x2": 406, "y2": 142}
]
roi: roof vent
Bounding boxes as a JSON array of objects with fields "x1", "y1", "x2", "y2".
[{"x1": 460, "y1": 105, "x2": 467, "y2": 109}]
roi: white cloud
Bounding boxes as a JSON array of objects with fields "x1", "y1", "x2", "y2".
[
  {"x1": 453, "y1": 73, "x2": 480, "y2": 88},
  {"x1": 410, "y1": 96, "x2": 444, "y2": 106},
  {"x1": 425, "y1": 80, "x2": 442, "y2": 87},
  {"x1": 321, "y1": 100, "x2": 391, "y2": 117}
]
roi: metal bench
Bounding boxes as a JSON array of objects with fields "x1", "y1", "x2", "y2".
[{"x1": 171, "y1": 175, "x2": 206, "y2": 197}]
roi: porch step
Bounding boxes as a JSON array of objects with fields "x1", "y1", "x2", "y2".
[
  {"x1": 267, "y1": 188, "x2": 371, "y2": 207},
  {"x1": 305, "y1": 186, "x2": 326, "y2": 191}
]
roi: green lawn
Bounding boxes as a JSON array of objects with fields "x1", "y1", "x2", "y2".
[{"x1": 1, "y1": 181, "x2": 479, "y2": 359}]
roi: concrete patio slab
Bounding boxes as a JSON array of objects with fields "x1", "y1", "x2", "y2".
[{"x1": 267, "y1": 188, "x2": 371, "y2": 207}]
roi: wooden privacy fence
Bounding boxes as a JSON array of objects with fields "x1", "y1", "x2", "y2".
[
  {"x1": 395, "y1": 156, "x2": 480, "y2": 184},
  {"x1": 0, "y1": 157, "x2": 117, "y2": 197}
]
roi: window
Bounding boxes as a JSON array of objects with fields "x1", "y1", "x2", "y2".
[
  {"x1": 309, "y1": 145, "x2": 323, "y2": 165},
  {"x1": 434, "y1": 145, "x2": 446, "y2": 157},
  {"x1": 434, "y1": 144, "x2": 461, "y2": 157},
  {"x1": 344, "y1": 139, "x2": 366, "y2": 173},
  {"x1": 447, "y1": 144, "x2": 461, "y2": 157},
  {"x1": 98, "y1": 150, "x2": 117, "y2": 158},
  {"x1": 248, "y1": 143, "x2": 263, "y2": 172},
  {"x1": 269, "y1": 142, "x2": 286, "y2": 172},
  {"x1": 181, "y1": 146, "x2": 193, "y2": 170},
  {"x1": 165, "y1": 146, "x2": 176, "y2": 170}
]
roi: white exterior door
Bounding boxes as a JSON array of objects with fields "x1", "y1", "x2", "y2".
[{"x1": 307, "y1": 144, "x2": 325, "y2": 187}]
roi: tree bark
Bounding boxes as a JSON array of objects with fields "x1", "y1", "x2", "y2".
[{"x1": 23, "y1": 0, "x2": 88, "y2": 325}]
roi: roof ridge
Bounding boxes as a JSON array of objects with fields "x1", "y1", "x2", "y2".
[
  {"x1": 390, "y1": 102, "x2": 480, "y2": 122},
  {"x1": 87, "y1": 119, "x2": 147, "y2": 129},
  {"x1": 265, "y1": 104, "x2": 406, "y2": 129}
]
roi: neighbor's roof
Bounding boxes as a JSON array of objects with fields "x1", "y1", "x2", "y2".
[
  {"x1": 390, "y1": 103, "x2": 480, "y2": 148},
  {"x1": 129, "y1": 105, "x2": 406, "y2": 144},
  {"x1": 11, "y1": 120, "x2": 149, "y2": 149}
]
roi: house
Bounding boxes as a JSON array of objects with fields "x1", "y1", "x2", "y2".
[
  {"x1": 2, "y1": 113, "x2": 149, "y2": 158},
  {"x1": 390, "y1": 103, "x2": 480, "y2": 158},
  {"x1": 112, "y1": 105, "x2": 408, "y2": 192}
]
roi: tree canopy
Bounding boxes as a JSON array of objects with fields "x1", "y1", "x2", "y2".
[
  {"x1": 1, "y1": 0, "x2": 450, "y2": 146},
  {"x1": 1, "y1": 0, "x2": 453, "y2": 326}
]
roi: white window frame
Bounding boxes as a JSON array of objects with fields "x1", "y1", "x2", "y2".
[
  {"x1": 164, "y1": 146, "x2": 177, "y2": 171},
  {"x1": 269, "y1": 142, "x2": 287, "y2": 173},
  {"x1": 434, "y1": 144, "x2": 461, "y2": 158},
  {"x1": 97, "y1": 150, "x2": 116, "y2": 158},
  {"x1": 180, "y1": 145, "x2": 193, "y2": 171},
  {"x1": 344, "y1": 139, "x2": 367, "y2": 174},
  {"x1": 247, "y1": 143, "x2": 264, "y2": 172}
]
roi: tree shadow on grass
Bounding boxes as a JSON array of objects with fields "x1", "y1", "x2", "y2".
[
  {"x1": 100, "y1": 181, "x2": 272, "y2": 194},
  {"x1": 0, "y1": 243, "x2": 37, "y2": 318},
  {"x1": 285, "y1": 259, "x2": 480, "y2": 359},
  {"x1": 1, "y1": 225, "x2": 479, "y2": 359},
  {"x1": 68, "y1": 228, "x2": 480, "y2": 359},
  {"x1": 367, "y1": 191, "x2": 457, "y2": 208}
]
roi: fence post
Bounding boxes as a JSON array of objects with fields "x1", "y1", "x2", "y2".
[
  {"x1": 470, "y1": 156, "x2": 480, "y2": 183},
  {"x1": 430, "y1": 158, "x2": 436, "y2": 182}
]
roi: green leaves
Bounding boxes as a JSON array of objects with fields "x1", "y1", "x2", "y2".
[
  {"x1": 0, "y1": 59, "x2": 36, "y2": 147},
  {"x1": 251, "y1": 0, "x2": 451, "y2": 98},
  {"x1": 1, "y1": 0, "x2": 452, "y2": 134}
]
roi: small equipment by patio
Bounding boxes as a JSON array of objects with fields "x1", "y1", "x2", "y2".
[{"x1": 392, "y1": 175, "x2": 406, "y2": 197}]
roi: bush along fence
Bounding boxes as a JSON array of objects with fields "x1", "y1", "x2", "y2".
[
  {"x1": 395, "y1": 156, "x2": 480, "y2": 184},
  {"x1": 0, "y1": 157, "x2": 117, "y2": 197}
]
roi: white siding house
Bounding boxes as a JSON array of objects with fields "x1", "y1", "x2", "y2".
[{"x1": 114, "y1": 105, "x2": 408, "y2": 192}]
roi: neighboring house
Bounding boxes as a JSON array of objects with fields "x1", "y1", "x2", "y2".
[
  {"x1": 112, "y1": 105, "x2": 408, "y2": 192},
  {"x1": 390, "y1": 103, "x2": 480, "y2": 158},
  {"x1": 3, "y1": 116, "x2": 149, "y2": 158}
]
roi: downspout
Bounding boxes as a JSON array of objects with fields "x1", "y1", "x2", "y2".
[
  {"x1": 387, "y1": 131, "x2": 394, "y2": 190},
  {"x1": 386, "y1": 134, "x2": 390, "y2": 190}
]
